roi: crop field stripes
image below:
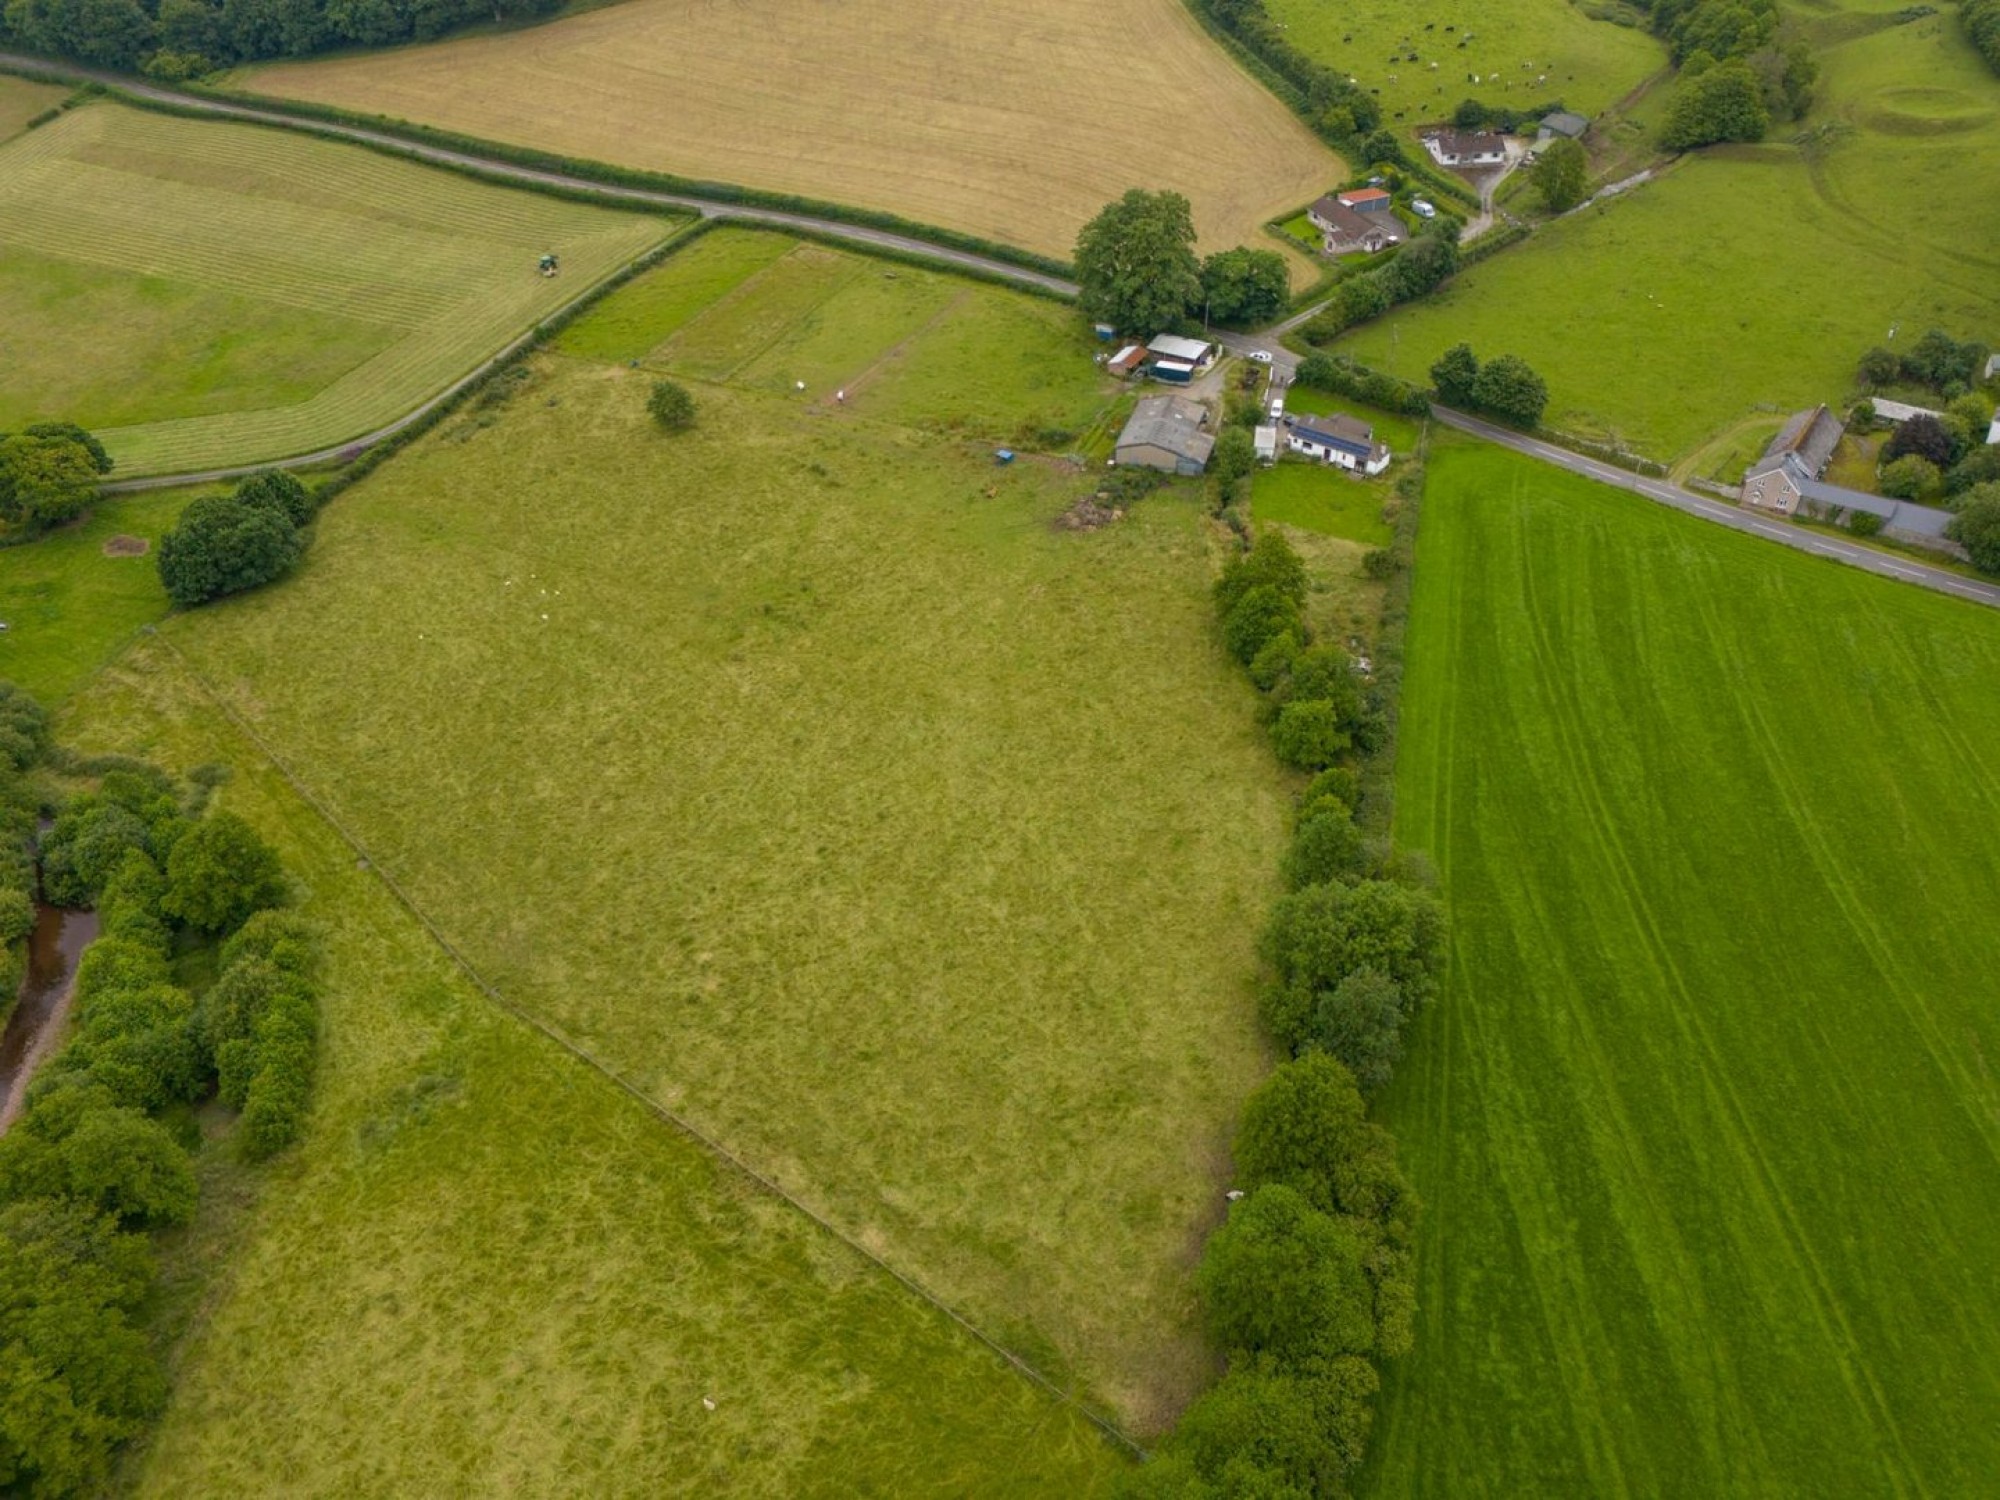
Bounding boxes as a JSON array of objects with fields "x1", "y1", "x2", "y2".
[
  {"x1": 1512, "y1": 532, "x2": 1917, "y2": 1494},
  {"x1": 148, "y1": 634, "x2": 1145, "y2": 1462}
]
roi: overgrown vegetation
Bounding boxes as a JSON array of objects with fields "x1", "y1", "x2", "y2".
[
  {"x1": 1645, "y1": 0, "x2": 1816, "y2": 149},
  {"x1": 1963, "y1": 0, "x2": 2000, "y2": 73},
  {"x1": 0, "y1": 732, "x2": 323, "y2": 1496}
]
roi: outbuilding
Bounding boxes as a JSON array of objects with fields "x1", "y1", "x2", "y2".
[
  {"x1": 1145, "y1": 334, "x2": 1216, "y2": 372},
  {"x1": 1538, "y1": 111, "x2": 1589, "y2": 142},
  {"x1": 1869, "y1": 398, "x2": 1943, "y2": 425},
  {"x1": 1115, "y1": 394, "x2": 1215, "y2": 475},
  {"x1": 1107, "y1": 344, "x2": 1149, "y2": 379},
  {"x1": 1253, "y1": 424, "x2": 1279, "y2": 464},
  {"x1": 1336, "y1": 186, "x2": 1393, "y2": 214}
]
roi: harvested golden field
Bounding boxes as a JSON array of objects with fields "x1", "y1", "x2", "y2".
[{"x1": 241, "y1": 0, "x2": 1342, "y2": 276}]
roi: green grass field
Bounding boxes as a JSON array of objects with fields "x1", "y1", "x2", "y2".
[
  {"x1": 1371, "y1": 438, "x2": 2000, "y2": 1494},
  {"x1": 0, "y1": 74, "x2": 71, "y2": 144},
  {"x1": 1264, "y1": 0, "x2": 1665, "y2": 125},
  {"x1": 1337, "y1": 7, "x2": 2000, "y2": 460},
  {"x1": 1252, "y1": 460, "x2": 1395, "y2": 543},
  {"x1": 0, "y1": 101, "x2": 671, "y2": 475},
  {"x1": 56, "y1": 644, "x2": 1124, "y2": 1496},
  {"x1": 0, "y1": 489, "x2": 202, "y2": 704},
  {"x1": 44, "y1": 233, "x2": 1290, "y2": 1442}
]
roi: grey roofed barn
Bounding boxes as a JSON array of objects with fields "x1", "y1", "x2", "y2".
[{"x1": 1114, "y1": 394, "x2": 1214, "y2": 475}]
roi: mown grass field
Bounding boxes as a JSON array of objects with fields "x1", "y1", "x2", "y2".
[
  {"x1": 0, "y1": 102, "x2": 670, "y2": 474},
  {"x1": 240, "y1": 0, "x2": 1342, "y2": 280},
  {"x1": 103, "y1": 232, "x2": 1289, "y2": 1431},
  {"x1": 1264, "y1": 0, "x2": 1664, "y2": 124},
  {"x1": 1338, "y1": 7, "x2": 2000, "y2": 459},
  {"x1": 1372, "y1": 438, "x2": 2000, "y2": 1495},
  {"x1": 53, "y1": 644, "x2": 1125, "y2": 1496}
]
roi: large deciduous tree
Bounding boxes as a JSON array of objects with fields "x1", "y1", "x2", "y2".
[
  {"x1": 1074, "y1": 189, "x2": 1201, "y2": 337},
  {"x1": 1531, "y1": 136, "x2": 1589, "y2": 212},
  {"x1": 0, "y1": 432, "x2": 102, "y2": 532},
  {"x1": 1470, "y1": 353, "x2": 1550, "y2": 428},
  {"x1": 157, "y1": 492, "x2": 305, "y2": 606},
  {"x1": 1948, "y1": 484, "x2": 2000, "y2": 574},
  {"x1": 1199, "y1": 246, "x2": 1289, "y2": 326}
]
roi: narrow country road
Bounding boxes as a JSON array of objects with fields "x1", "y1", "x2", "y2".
[{"x1": 12, "y1": 52, "x2": 1993, "y2": 610}]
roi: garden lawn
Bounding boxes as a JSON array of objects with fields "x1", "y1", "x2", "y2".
[
  {"x1": 1374, "y1": 438, "x2": 2000, "y2": 1495},
  {"x1": 129, "y1": 241, "x2": 1288, "y2": 1429},
  {"x1": 239, "y1": 0, "x2": 1339, "y2": 281},
  {"x1": 1264, "y1": 0, "x2": 1665, "y2": 124},
  {"x1": 1337, "y1": 7, "x2": 2000, "y2": 461},
  {"x1": 55, "y1": 643, "x2": 1126, "y2": 1497},
  {"x1": 1252, "y1": 461, "x2": 1394, "y2": 544},
  {"x1": 0, "y1": 101, "x2": 671, "y2": 474}
]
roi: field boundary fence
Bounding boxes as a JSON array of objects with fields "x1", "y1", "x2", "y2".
[{"x1": 148, "y1": 635, "x2": 1146, "y2": 1463}]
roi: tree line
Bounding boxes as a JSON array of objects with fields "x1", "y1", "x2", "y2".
[
  {"x1": 1965, "y1": 0, "x2": 2000, "y2": 76},
  {"x1": 1121, "y1": 526, "x2": 1448, "y2": 1496},
  {"x1": 0, "y1": 729, "x2": 323, "y2": 1495},
  {"x1": 1074, "y1": 189, "x2": 1291, "y2": 336},
  {"x1": 1641, "y1": 0, "x2": 1817, "y2": 151},
  {"x1": 0, "y1": 0, "x2": 559, "y2": 77}
]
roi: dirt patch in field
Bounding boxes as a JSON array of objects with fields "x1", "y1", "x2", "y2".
[
  {"x1": 1054, "y1": 495, "x2": 1126, "y2": 532},
  {"x1": 102, "y1": 534, "x2": 149, "y2": 557}
]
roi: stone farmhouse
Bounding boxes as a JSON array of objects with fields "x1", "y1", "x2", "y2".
[
  {"x1": 1741, "y1": 405, "x2": 1955, "y2": 548},
  {"x1": 1285, "y1": 413, "x2": 1391, "y2": 475},
  {"x1": 1115, "y1": 394, "x2": 1213, "y2": 475}
]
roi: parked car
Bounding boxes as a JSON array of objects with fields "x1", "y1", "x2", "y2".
[
  {"x1": 1411, "y1": 199, "x2": 1437, "y2": 219},
  {"x1": 1247, "y1": 349, "x2": 1273, "y2": 364},
  {"x1": 1269, "y1": 397, "x2": 1286, "y2": 420}
]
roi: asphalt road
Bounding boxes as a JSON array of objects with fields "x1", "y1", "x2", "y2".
[{"x1": 11, "y1": 53, "x2": 1993, "y2": 609}]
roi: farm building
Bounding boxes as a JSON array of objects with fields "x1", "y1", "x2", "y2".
[
  {"x1": 1151, "y1": 359, "x2": 1197, "y2": 385},
  {"x1": 1869, "y1": 397, "x2": 1942, "y2": 424},
  {"x1": 1115, "y1": 394, "x2": 1214, "y2": 475},
  {"x1": 1741, "y1": 404, "x2": 1956, "y2": 548},
  {"x1": 1146, "y1": 334, "x2": 1215, "y2": 372},
  {"x1": 1285, "y1": 413, "x2": 1391, "y2": 475},
  {"x1": 1421, "y1": 129, "x2": 1507, "y2": 168},
  {"x1": 1254, "y1": 424, "x2": 1279, "y2": 464},
  {"x1": 1309, "y1": 197, "x2": 1406, "y2": 256},
  {"x1": 1106, "y1": 344, "x2": 1150, "y2": 379},
  {"x1": 1538, "y1": 111, "x2": 1589, "y2": 142}
]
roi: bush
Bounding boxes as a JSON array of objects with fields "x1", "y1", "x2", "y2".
[
  {"x1": 1260, "y1": 879, "x2": 1446, "y2": 1056},
  {"x1": 233, "y1": 470, "x2": 315, "y2": 528},
  {"x1": 1271, "y1": 699, "x2": 1351, "y2": 771},
  {"x1": 1877, "y1": 455, "x2": 1940, "y2": 501},
  {"x1": 0, "y1": 886, "x2": 35, "y2": 945},
  {"x1": 1882, "y1": 413, "x2": 1960, "y2": 469},
  {"x1": 1223, "y1": 587, "x2": 1302, "y2": 667},
  {"x1": 157, "y1": 492, "x2": 306, "y2": 607},
  {"x1": 161, "y1": 813, "x2": 286, "y2": 935},
  {"x1": 1469, "y1": 354, "x2": 1550, "y2": 428},
  {"x1": 219, "y1": 909, "x2": 322, "y2": 979},
  {"x1": 1308, "y1": 968, "x2": 1408, "y2": 1094},
  {"x1": 1299, "y1": 766, "x2": 1361, "y2": 820},
  {"x1": 1970, "y1": 0, "x2": 2000, "y2": 75},
  {"x1": 1198, "y1": 1184, "x2": 1378, "y2": 1361},
  {"x1": 1159, "y1": 1358, "x2": 1361, "y2": 1496},
  {"x1": 1210, "y1": 426, "x2": 1256, "y2": 487},
  {"x1": 1947, "y1": 484, "x2": 2000, "y2": 573},
  {"x1": 1215, "y1": 530, "x2": 1308, "y2": 617},
  {"x1": 1847, "y1": 510, "x2": 1885, "y2": 538},
  {"x1": 1282, "y1": 804, "x2": 1369, "y2": 889},
  {"x1": 648, "y1": 378, "x2": 696, "y2": 431}
]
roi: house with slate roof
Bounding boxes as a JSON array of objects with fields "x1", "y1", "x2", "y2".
[
  {"x1": 1308, "y1": 195, "x2": 1407, "y2": 256},
  {"x1": 1285, "y1": 413, "x2": 1391, "y2": 475},
  {"x1": 1741, "y1": 404, "x2": 1957, "y2": 550},
  {"x1": 1421, "y1": 129, "x2": 1507, "y2": 168}
]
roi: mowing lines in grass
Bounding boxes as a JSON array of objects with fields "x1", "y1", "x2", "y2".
[
  {"x1": 0, "y1": 102, "x2": 671, "y2": 474},
  {"x1": 1372, "y1": 438, "x2": 2000, "y2": 1495}
]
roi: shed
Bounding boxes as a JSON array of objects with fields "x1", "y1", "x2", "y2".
[
  {"x1": 1539, "y1": 111, "x2": 1588, "y2": 141},
  {"x1": 1336, "y1": 186, "x2": 1393, "y2": 214},
  {"x1": 1146, "y1": 334, "x2": 1215, "y2": 370},
  {"x1": 1870, "y1": 398, "x2": 1943, "y2": 425},
  {"x1": 1115, "y1": 395, "x2": 1215, "y2": 475},
  {"x1": 1253, "y1": 424, "x2": 1279, "y2": 464},
  {"x1": 1151, "y1": 359, "x2": 1196, "y2": 384},
  {"x1": 1107, "y1": 344, "x2": 1149, "y2": 378}
]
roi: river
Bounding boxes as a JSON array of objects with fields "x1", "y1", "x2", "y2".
[{"x1": 0, "y1": 902, "x2": 99, "y2": 1131}]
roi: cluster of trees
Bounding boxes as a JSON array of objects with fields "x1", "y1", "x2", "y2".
[
  {"x1": 1430, "y1": 343, "x2": 1550, "y2": 429},
  {"x1": 0, "y1": 423, "x2": 111, "y2": 537},
  {"x1": 0, "y1": 685, "x2": 51, "y2": 952},
  {"x1": 1966, "y1": 0, "x2": 2000, "y2": 75},
  {"x1": 0, "y1": 757, "x2": 321, "y2": 1493},
  {"x1": 1451, "y1": 97, "x2": 1567, "y2": 134},
  {"x1": 1647, "y1": 0, "x2": 1815, "y2": 150},
  {"x1": 1192, "y1": 0, "x2": 1383, "y2": 144},
  {"x1": 157, "y1": 469, "x2": 313, "y2": 607},
  {"x1": 1858, "y1": 330, "x2": 1991, "y2": 399},
  {"x1": 1125, "y1": 1055, "x2": 1417, "y2": 1496},
  {"x1": 1871, "y1": 400, "x2": 1997, "y2": 501},
  {"x1": 1073, "y1": 191, "x2": 1290, "y2": 336},
  {"x1": 1946, "y1": 485, "x2": 2000, "y2": 574},
  {"x1": 0, "y1": 0, "x2": 559, "y2": 77},
  {"x1": 1125, "y1": 525, "x2": 1442, "y2": 1496},
  {"x1": 1300, "y1": 227, "x2": 1462, "y2": 344},
  {"x1": 1293, "y1": 353, "x2": 1432, "y2": 419},
  {"x1": 1214, "y1": 534, "x2": 1387, "y2": 772}
]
